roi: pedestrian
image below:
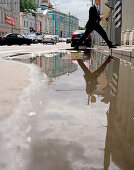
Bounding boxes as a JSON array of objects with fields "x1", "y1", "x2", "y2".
[{"x1": 75, "y1": 0, "x2": 117, "y2": 51}]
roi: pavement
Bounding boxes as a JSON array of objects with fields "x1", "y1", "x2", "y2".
[
  {"x1": 0, "y1": 43, "x2": 70, "y2": 120},
  {"x1": 94, "y1": 45, "x2": 134, "y2": 65},
  {"x1": 0, "y1": 60, "x2": 30, "y2": 120},
  {"x1": 0, "y1": 43, "x2": 134, "y2": 170},
  {"x1": 0, "y1": 43, "x2": 133, "y2": 120},
  {"x1": 0, "y1": 42, "x2": 70, "y2": 59}
]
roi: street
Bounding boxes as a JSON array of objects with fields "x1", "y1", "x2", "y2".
[
  {"x1": 0, "y1": 43, "x2": 70, "y2": 58},
  {"x1": 0, "y1": 43, "x2": 134, "y2": 170},
  {"x1": 0, "y1": 0, "x2": 134, "y2": 169}
]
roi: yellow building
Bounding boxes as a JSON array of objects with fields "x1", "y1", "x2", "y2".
[{"x1": 100, "y1": 0, "x2": 110, "y2": 28}]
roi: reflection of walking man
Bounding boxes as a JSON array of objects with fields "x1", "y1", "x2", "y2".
[
  {"x1": 75, "y1": 0, "x2": 117, "y2": 50},
  {"x1": 77, "y1": 56, "x2": 112, "y2": 104}
]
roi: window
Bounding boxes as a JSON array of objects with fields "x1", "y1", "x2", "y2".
[
  {"x1": 17, "y1": 34, "x2": 23, "y2": 38},
  {"x1": 7, "y1": 34, "x2": 17, "y2": 37}
]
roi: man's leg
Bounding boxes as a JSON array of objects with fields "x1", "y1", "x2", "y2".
[
  {"x1": 94, "y1": 24, "x2": 112, "y2": 48},
  {"x1": 75, "y1": 26, "x2": 94, "y2": 48}
]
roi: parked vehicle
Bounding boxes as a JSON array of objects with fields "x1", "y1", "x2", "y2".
[
  {"x1": 53, "y1": 35, "x2": 59, "y2": 43},
  {"x1": 62, "y1": 38, "x2": 67, "y2": 42},
  {"x1": 66, "y1": 37, "x2": 71, "y2": 43},
  {"x1": 0, "y1": 33, "x2": 32, "y2": 46},
  {"x1": 37, "y1": 35, "x2": 43, "y2": 43},
  {"x1": 59, "y1": 38, "x2": 63, "y2": 42},
  {"x1": 71, "y1": 30, "x2": 91, "y2": 47},
  {"x1": 27, "y1": 34, "x2": 38, "y2": 44},
  {"x1": 42, "y1": 35, "x2": 57, "y2": 44}
]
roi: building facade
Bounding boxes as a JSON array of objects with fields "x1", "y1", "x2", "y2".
[
  {"x1": 48, "y1": 10, "x2": 79, "y2": 38},
  {"x1": 122, "y1": 0, "x2": 134, "y2": 32},
  {"x1": 0, "y1": 0, "x2": 20, "y2": 36},
  {"x1": 20, "y1": 10, "x2": 49, "y2": 36}
]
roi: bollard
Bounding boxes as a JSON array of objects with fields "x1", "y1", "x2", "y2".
[
  {"x1": 121, "y1": 62, "x2": 131, "y2": 130},
  {"x1": 129, "y1": 28, "x2": 134, "y2": 46},
  {"x1": 116, "y1": 60, "x2": 125, "y2": 121},
  {"x1": 123, "y1": 32, "x2": 127, "y2": 45},
  {"x1": 126, "y1": 29, "x2": 131, "y2": 45},
  {"x1": 121, "y1": 31, "x2": 125, "y2": 45}
]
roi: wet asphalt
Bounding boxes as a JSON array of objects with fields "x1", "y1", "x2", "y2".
[{"x1": 0, "y1": 50, "x2": 134, "y2": 170}]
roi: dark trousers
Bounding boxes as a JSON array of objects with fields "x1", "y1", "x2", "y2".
[{"x1": 77, "y1": 22, "x2": 112, "y2": 47}]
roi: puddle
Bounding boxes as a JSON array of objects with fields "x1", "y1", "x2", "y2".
[{"x1": 1, "y1": 50, "x2": 134, "y2": 170}]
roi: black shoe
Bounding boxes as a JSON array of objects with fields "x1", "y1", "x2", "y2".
[
  {"x1": 107, "y1": 55, "x2": 116, "y2": 61},
  {"x1": 109, "y1": 43, "x2": 117, "y2": 49},
  {"x1": 74, "y1": 45, "x2": 79, "y2": 51}
]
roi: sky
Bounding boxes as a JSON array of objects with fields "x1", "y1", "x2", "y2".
[{"x1": 51, "y1": 0, "x2": 93, "y2": 27}]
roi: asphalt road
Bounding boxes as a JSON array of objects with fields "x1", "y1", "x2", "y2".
[
  {"x1": 0, "y1": 43, "x2": 133, "y2": 170},
  {"x1": 0, "y1": 42, "x2": 71, "y2": 58}
]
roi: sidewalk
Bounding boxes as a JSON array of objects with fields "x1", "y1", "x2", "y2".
[
  {"x1": 0, "y1": 60, "x2": 30, "y2": 120},
  {"x1": 95, "y1": 45, "x2": 134, "y2": 65}
]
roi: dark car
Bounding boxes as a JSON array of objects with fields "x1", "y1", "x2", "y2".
[
  {"x1": 66, "y1": 37, "x2": 71, "y2": 43},
  {"x1": 71, "y1": 30, "x2": 91, "y2": 47},
  {"x1": 0, "y1": 33, "x2": 32, "y2": 46}
]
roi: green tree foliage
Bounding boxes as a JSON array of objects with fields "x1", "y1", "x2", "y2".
[
  {"x1": 20, "y1": 0, "x2": 39, "y2": 13},
  {"x1": 78, "y1": 26, "x2": 86, "y2": 30}
]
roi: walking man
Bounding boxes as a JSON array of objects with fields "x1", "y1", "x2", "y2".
[{"x1": 75, "y1": 0, "x2": 117, "y2": 50}]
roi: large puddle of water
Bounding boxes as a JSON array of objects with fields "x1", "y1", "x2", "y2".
[{"x1": 1, "y1": 50, "x2": 134, "y2": 170}]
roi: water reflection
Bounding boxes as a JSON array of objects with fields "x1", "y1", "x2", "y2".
[
  {"x1": 104, "y1": 59, "x2": 134, "y2": 170},
  {"x1": 31, "y1": 52, "x2": 78, "y2": 78},
  {"x1": 77, "y1": 56, "x2": 111, "y2": 105},
  {"x1": 71, "y1": 51, "x2": 134, "y2": 170},
  {"x1": 8, "y1": 50, "x2": 134, "y2": 170}
]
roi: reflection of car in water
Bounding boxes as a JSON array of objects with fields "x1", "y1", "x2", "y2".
[
  {"x1": 71, "y1": 30, "x2": 91, "y2": 47},
  {"x1": 0, "y1": 33, "x2": 32, "y2": 46},
  {"x1": 27, "y1": 34, "x2": 38, "y2": 44},
  {"x1": 42, "y1": 35, "x2": 57, "y2": 44}
]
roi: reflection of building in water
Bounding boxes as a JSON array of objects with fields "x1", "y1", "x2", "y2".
[
  {"x1": 104, "y1": 59, "x2": 134, "y2": 170},
  {"x1": 33, "y1": 52, "x2": 78, "y2": 77},
  {"x1": 83, "y1": 51, "x2": 134, "y2": 169}
]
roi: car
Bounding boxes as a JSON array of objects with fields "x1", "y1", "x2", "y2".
[
  {"x1": 71, "y1": 30, "x2": 92, "y2": 47},
  {"x1": 53, "y1": 35, "x2": 59, "y2": 43},
  {"x1": 59, "y1": 38, "x2": 63, "y2": 42},
  {"x1": 0, "y1": 33, "x2": 32, "y2": 46},
  {"x1": 37, "y1": 35, "x2": 43, "y2": 43},
  {"x1": 62, "y1": 38, "x2": 67, "y2": 42},
  {"x1": 42, "y1": 35, "x2": 57, "y2": 44},
  {"x1": 27, "y1": 34, "x2": 38, "y2": 44},
  {"x1": 66, "y1": 37, "x2": 71, "y2": 43}
]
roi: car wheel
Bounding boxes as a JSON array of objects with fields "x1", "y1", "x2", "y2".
[
  {"x1": 71, "y1": 44, "x2": 74, "y2": 47},
  {"x1": 27, "y1": 43, "x2": 31, "y2": 46}
]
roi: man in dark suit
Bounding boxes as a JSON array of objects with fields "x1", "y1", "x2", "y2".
[{"x1": 75, "y1": 0, "x2": 117, "y2": 50}]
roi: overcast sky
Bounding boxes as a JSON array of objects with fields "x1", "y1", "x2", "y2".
[{"x1": 51, "y1": 0, "x2": 93, "y2": 27}]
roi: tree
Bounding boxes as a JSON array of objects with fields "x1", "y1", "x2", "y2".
[
  {"x1": 78, "y1": 26, "x2": 86, "y2": 30},
  {"x1": 20, "y1": 0, "x2": 39, "y2": 13}
]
